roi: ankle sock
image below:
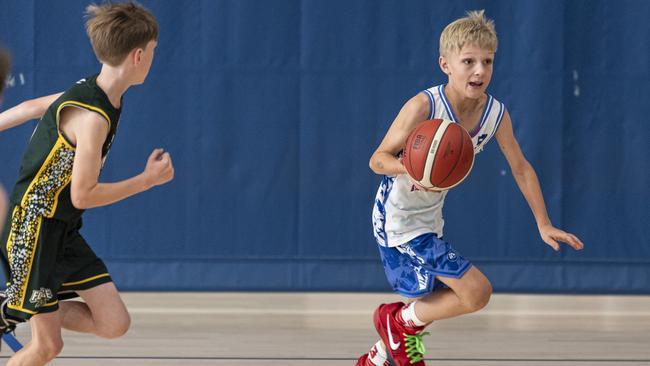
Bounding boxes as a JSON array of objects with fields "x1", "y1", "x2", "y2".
[
  {"x1": 398, "y1": 301, "x2": 427, "y2": 328},
  {"x1": 367, "y1": 340, "x2": 389, "y2": 366}
]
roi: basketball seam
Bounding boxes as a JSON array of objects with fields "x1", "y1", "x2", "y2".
[
  {"x1": 443, "y1": 130, "x2": 475, "y2": 190},
  {"x1": 436, "y1": 128, "x2": 465, "y2": 187},
  {"x1": 421, "y1": 120, "x2": 451, "y2": 188},
  {"x1": 444, "y1": 149, "x2": 475, "y2": 190}
]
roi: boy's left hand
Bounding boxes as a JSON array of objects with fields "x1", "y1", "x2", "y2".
[{"x1": 539, "y1": 224, "x2": 584, "y2": 251}]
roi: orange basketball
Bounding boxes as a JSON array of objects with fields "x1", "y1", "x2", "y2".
[{"x1": 402, "y1": 119, "x2": 475, "y2": 190}]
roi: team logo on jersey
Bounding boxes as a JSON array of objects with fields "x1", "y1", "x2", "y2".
[
  {"x1": 447, "y1": 251, "x2": 458, "y2": 261},
  {"x1": 29, "y1": 288, "x2": 53, "y2": 308},
  {"x1": 477, "y1": 133, "x2": 488, "y2": 145}
]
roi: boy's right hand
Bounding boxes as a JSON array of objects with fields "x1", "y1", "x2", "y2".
[{"x1": 143, "y1": 148, "x2": 174, "y2": 188}]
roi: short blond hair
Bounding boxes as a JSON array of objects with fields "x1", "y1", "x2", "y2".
[
  {"x1": 85, "y1": 1, "x2": 158, "y2": 66},
  {"x1": 439, "y1": 10, "x2": 497, "y2": 56},
  {"x1": 0, "y1": 47, "x2": 10, "y2": 95}
]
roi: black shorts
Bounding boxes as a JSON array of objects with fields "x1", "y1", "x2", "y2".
[{"x1": 0, "y1": 205, "x2": 112, "y2": 320}]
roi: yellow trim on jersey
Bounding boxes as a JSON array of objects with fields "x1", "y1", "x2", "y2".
[
  {"x1": 5, "y1": 206, "x2": 19, "y2": 264},
  {"x1": 61, "y1": 273, "x2": 110, "y2": 287},
  {"x1": 18, "y1": 100, "x2": 112, "y2": 214},
  {"x1": 17, "y1": 213, "x2": 43, "y2": 309},
  {"x1": 19, "y1": 137, "x2": 66, "y2": 208},
  {"x1": 47, "y1": 139, "x2": 74, "y2": 217},
  {"x1": 56, "y1": 100, "x2": 112, "y2": 132},
  {"x1": 19, "y1": 136, "x2": 74, "y2": 217}
]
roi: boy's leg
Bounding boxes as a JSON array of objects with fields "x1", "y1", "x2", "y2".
[
  {"x1": 361, "y1": 268, "x2": 492, "y2": 366},
  {"x1": 4, "y1": 283, "x2": 128, "y2": 364},
  {"x1": 367, "y1": 235, "x2": 492, "y2": 365},
  {"x1": 57, "y1": 300, "x2": 95, "y2": 333},
  {"x1": 413, "y1": 266, "x2": 492, "y2": 323},
  {"x1": 59, "y1": 282, "x2": 130, "y2": 339},
  {"x1": 7, "y1": 311, "x2": 63, "y2": 366},
  {"x1": 54, "y1": 224, "x2": 129, "y2": 338}
]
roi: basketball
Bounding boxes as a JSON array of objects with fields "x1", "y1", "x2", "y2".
[{"x1": 402, "y1": 119, "x2": 475, "y2": 190}]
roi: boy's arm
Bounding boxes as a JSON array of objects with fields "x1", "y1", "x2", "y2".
[
  {"x1": 69, "y1": 108, "x2": 174, "y2": 210},
  {"x1": 0, "y1": 185, "x2": 6, "y2": 233},
  {"x1": 0, "y1": 93, "x2": 63, "y2": 132},
  {"x1": 496, "y1": 110, "x2": 584, "y2": 251},
  {"x1": 369, "y1": 93, "x2": 430, "y2": 176}
]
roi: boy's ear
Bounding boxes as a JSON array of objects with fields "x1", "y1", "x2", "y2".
[
  {"x1": 439, "y1": 55, "x2": 450, "y2": 75},
  {"x1": 127, "y1": 47, "x2": 143, "y2": 66},
  {"x1": 134, "y1": 48, "x2": 143, "y2": 64}
]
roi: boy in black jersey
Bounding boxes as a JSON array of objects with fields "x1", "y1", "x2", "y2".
[{"x1": 0, "y1": 3, "x2": 173, "y2": 364}]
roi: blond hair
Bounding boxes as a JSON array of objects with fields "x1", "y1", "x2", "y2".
[
  {"x1": 0, "y1": 47, "x2": 10, "y2": 95},
  {"x1": 439, "y1": 10, "x2": 497, "y2": 56},
  {"x1": 85, "y1": 1, "x2": 158, "y2": 66}
]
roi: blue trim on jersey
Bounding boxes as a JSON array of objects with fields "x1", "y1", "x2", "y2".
[
  {"x1": 440, "y1": 85, "x2": 493, "y2": 138},
  {"x1": 438, "y1": 85, "x2": 458, "y2": 122},
  {"x1": 422, "y1": 89, "x2": 435, "y2": 120},
  {"x1": 487, "y1": 101, "x2": 506, "y2": 143},
  {"x1": 472, "y1": 94, "x2": 493, "y2": 137}
]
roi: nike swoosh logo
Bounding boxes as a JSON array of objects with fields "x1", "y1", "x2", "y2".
[{"x1": 386, "y1": 314, "x2": 400, "y2": 350}]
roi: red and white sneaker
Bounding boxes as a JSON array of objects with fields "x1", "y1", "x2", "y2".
[
  {"x1": 356, "y1": 353, "x2": 390, "y2": 366},
  {"x1": 373, "y1": 302, "x2": 429, "y2": 366},
  {"x1": 356, "y1": 354, "x2": 370, "y2": 366}
]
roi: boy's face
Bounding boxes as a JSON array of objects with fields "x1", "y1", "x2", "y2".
[{"x1": 439, "y1": 44, "x2": 494, "y2": 100}]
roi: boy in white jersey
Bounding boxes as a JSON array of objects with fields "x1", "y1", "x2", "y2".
[{"x1": 357, "y1": 10, "x2": 584, "y2": 366}]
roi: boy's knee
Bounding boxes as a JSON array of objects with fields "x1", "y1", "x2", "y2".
[
  {"x1": 34, "y1": 338, "x2": 64, "y2": 361},
  {"x1": 96, "y1": 312, "x2": 131, "y2": 339},
  {"x1": 463, "y1": 279, "x2": 492, "y2": 312},
  {"x1": 477, "y1": 280, "x2": 493, "y2": 309}
]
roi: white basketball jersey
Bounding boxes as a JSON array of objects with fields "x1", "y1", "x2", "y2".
[{"x1": 373, "y1": 85, "x2": 506, "y2": 247}]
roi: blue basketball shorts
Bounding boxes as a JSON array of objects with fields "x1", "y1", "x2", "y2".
[{"x1": 377, "y1": 233, "x2": 472, "y2": 298}]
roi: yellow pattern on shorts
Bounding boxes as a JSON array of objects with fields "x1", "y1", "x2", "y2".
[{"x1": 5, "y1": 206, "x2": 44, "y2": 309}]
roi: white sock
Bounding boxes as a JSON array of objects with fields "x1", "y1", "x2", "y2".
[
  {"x1": 368, "y1": 340, "x2": 388, "y2": 366},
  {"x1": 400, "y1": 301, "x2": 427, "y2": 327}
]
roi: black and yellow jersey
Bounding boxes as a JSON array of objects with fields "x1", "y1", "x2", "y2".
[{"x1": 9, "y1": 74, "x2": 121, "y2": 222}]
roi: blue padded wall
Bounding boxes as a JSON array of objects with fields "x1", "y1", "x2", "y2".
[{"x1": 0, "y1": 0, "x2": 648, "y2": 293}]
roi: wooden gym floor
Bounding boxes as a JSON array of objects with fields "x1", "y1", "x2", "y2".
[{"x1": 2, "y1": 293, "x2": 649, "y2": 365}]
